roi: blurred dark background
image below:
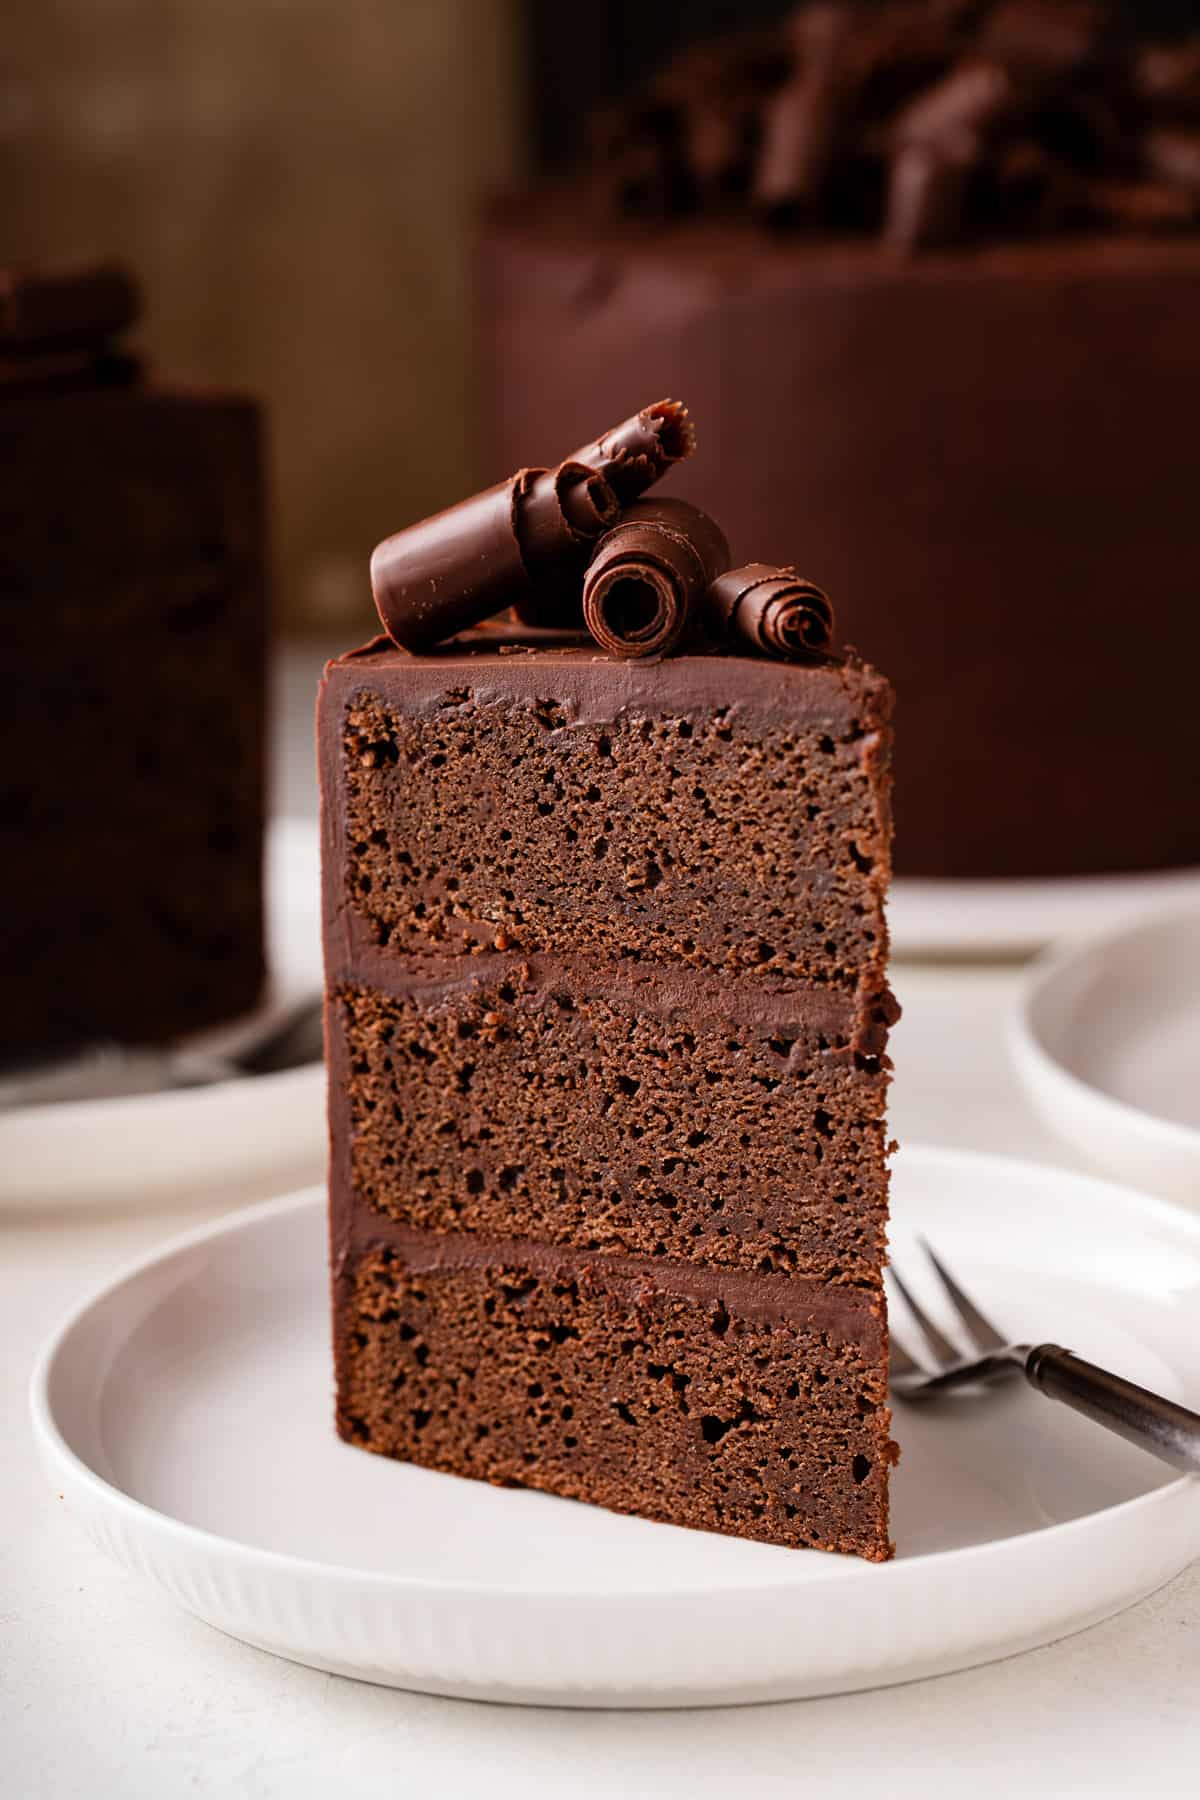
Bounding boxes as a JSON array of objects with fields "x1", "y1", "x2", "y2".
[
  {"x1": 4, "y1": 0, "x2": 1199, "y2": 636},
  {"x1": 529, "y1": 0, "x2": 1200, "y2": 163}
]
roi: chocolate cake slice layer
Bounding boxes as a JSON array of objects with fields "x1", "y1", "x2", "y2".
[
  {"x1": 335, "y1": 1225, "x2": 895, "y2": 1562},
  {"x1": 321, "y1": 630, "x2": 897, "y2": 1559},
  {"x1": 328, "y1": 954, "x2": 894, "y2": 1284},
  {"x1": 322, "y1": 635, "x2": 891, "y2": 993}
]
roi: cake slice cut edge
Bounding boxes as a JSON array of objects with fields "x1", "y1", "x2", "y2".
[{"x1": 320, "y1": 634, "x2": 899, "y2": 1561}]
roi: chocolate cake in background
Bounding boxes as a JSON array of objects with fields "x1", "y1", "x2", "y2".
[
  {"x1": 322, "y1": 407, "x2": 899, "y2": 1561},
  {"x1": 482, "y1": 2, "x2": 1200, "y2": 878},
  {"x1": 1, "y1": 264, "x2": 267, "y2": 1057}
]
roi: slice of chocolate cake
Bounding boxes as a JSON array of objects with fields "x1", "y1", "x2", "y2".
[{"x1": 321, "y1": 632, "x2": 899, "y2": 1560}]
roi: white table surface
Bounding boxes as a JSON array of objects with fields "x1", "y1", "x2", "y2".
[{"x1": 3, "y1": 643, "x2": 1197, "y2": 1800}]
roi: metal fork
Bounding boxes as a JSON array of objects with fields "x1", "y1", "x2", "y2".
[{"x1": 888, "y1": 1239, "x2": 1200, "y2": 1476}]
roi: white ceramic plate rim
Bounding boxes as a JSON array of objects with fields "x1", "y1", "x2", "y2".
[
  {"x1": 30, "y1": 1146, "x2": 1200, "y2": 1604},
  {"x1": 0, "y1": 819, "x2": 321, "y2": 1134},
  {"x1": 0, "y1": 819, "x2": 326, "y2": 1208},
  {"x1": 890, "y1": 865, "x2": 1200, "y2": 958},
  {"x1": 1009, "y1": 906, "x2": 1200, "y2": 1159}
]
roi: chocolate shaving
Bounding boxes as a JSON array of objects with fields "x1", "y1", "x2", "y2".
[
  {"x1": 566, "y1": 399, "x2": 696, "y2": 505},
  {"x1": 987, "y1": 136, "x2": 1091, "y2": 232},
  {"x1": 585, "y1": 99, "x2": 689, "y2": 220},
  {"x1": 371, "y1": 460, "x2": 619, "y2": 653},
  {"x1": 977, "y1": 0, "x2": 1101, "y2": 83},
  {"x1": 1144, "y1": 128, "x2": 1200, "y2": 197},
  {"x1": 1135, "y1": 41, "x2": 1200, "y2": 122},
  {"x1": 706, "y1": 563, "x2": 835, "y2": 662},
  {"x1": 756, "y1": 4, "x2": 854, "y2": 222},
  {"x1": 652, "y1": 29, "x2": 792, "y2": 204},
  {"x1": 885, "y1": 60, "x2": 1013, "y2": 248},
  {"x1": 572, "y1": 4, "x2": 1200, "y2": 249},
  {"x1": 1087, "y1": 177, "x2": 1197, "y2": 232},
  {"x1": 582, "y1": 499, "x2": 730, "y2": 661}
]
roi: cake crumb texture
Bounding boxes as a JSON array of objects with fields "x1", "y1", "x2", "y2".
[
  {"x1": 341, "y1": 684, "x2": 890, "y2": 990},
  {"x1": 335, "y1": 968, "x2": 892, "y2": 1284},
  {"x1": 338, "y1": 1243, "x2": 897, "y2": 1562}
]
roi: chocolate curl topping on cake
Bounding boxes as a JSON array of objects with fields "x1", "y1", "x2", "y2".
[
  {"x1": 707, "y1": 563, "x2": 835, "y2": 662},
  {"x1": 885, "y1": 60, "x2": 1013, "y2": 248},
  {"x1": 370, "y1": 460, "x2": 618, "y2": 653},
  {"x1": 582, "y1": 498, "x2": 730, "y2": 661},
  {"x1": 566, "y1": 398, "x2": 697, "y2": 506},
  {"x1": 577, "y1": 3, "x2": 1200, "y2": 248},
  {"x1": 756, "y1": 4, "x2": 855, "y2": 222}
]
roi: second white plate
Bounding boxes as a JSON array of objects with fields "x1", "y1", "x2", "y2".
[
  {"x1": 0, "y1": 819, "x2": 326, "y2": 1210},
  {"x1": 31, "y1": 1146, "x2": 1200, "y2": 1706},
  {"x1": 1010, "y1": 906, "x2": 1200, "y2": 1207},
  {"x1": 890, "y1": 866, "x2": 1200, "y2": 958}
]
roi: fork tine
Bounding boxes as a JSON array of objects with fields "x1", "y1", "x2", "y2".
[
  {"x1": 887, "y1": 1261, "x2": 961, "y2": 1366},
  {"x1": 888, "y1": 1329, "x2": 922, "y2": 1377},
  {"x1": 919, "y1": 1237, "x2": 1008, "y2": 1352}
]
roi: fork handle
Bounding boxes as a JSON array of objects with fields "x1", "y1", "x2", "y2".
[{"x1": 1025, "y1": 1344, "x2": 1200, "y2": 1475}]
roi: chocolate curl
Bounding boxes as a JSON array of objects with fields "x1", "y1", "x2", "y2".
[
  {"x1": 585, "y1": 99, "x2": 689, "y2": 220},
  {"x1": 885, "y1": 60, "x2": 1013, "y2": 249},
  {"x1": 755, "y1": 4, "x2": 854, "y2": 222},
  {"x1": 706, "y1": 563, "x2": 835, "y2": 662},
  {"x1": 370, "y1": 460, "x2": 618, "y2": 652},
  {"x1": 653, "y1": 33, "x2": 785, "y2": 202},
  {"x1": 1144, "y1": 128, "x2": 1200, "y2": 198},
  {"x1": 989, "y1": 138, "x2": 1091, "y2": 234},
  {"x1": 1087, "y1": 178, "x2": 1197, "y2": 233},
  {"x1": 0, "y1": 263, "x2": 140, "y2": 349},
  {"x1": 565, "y1": 398, "x2": 696, "y2": 506},
  {"x1": 977, "y1": 1, "x2": 1101, "y2": 84},
  {"x1": 582, "y1": 498, "x2": 730, "y2": 661},
  {"x1": 847, "y1": 0, "x2": 974, "y2": 123},
  {"x1": 1136, "y1": 41, "x2": 1200, "y2": 123}
]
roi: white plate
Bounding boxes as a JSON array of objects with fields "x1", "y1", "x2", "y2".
[
  {"x1": 890, "y1": 867, "x2": 1200, "y2": 959},
  {"x1": 0, "y1": 820, "x2": 326, "y2": 1210},
  {"x1": 1010, "y1": 907, "x2": 1200, "y2": 1208},
  {"x1": 31, "y1": 1147, "x2": 1200, "y2": 1707}
]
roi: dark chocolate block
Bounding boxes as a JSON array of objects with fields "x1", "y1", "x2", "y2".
[
  {"x1": 321, "y1": 632, "x2": 898, "y2": 1561},
  {"x1": 0, "y1": 380, "x2": 267, "y2": 1055}
]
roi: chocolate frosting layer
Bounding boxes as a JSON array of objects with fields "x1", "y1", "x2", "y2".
[
  {"x1": 325, "y1": 943, "x2": 896, "y2": 1057},
  {"x1": 333, "y1": 1213, "x2": 885, "y2": 1352},
  {"x1": 322, "y1": 629, "x2": 879, "y2": 731},
  {"x1": 582, "y1": 497, "x2": 731, "y2": 659}
]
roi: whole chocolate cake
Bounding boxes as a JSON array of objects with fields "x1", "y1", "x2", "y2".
[
  {"x1": 0, "y1": 265, "x2": 267, "y2": 1056},
  {"x1": 322, "y1": 404, "x2": 900, "y2": 1560},
  {"x1": 481, "y1": 3, "x2": 1200, "y2": 879}
]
